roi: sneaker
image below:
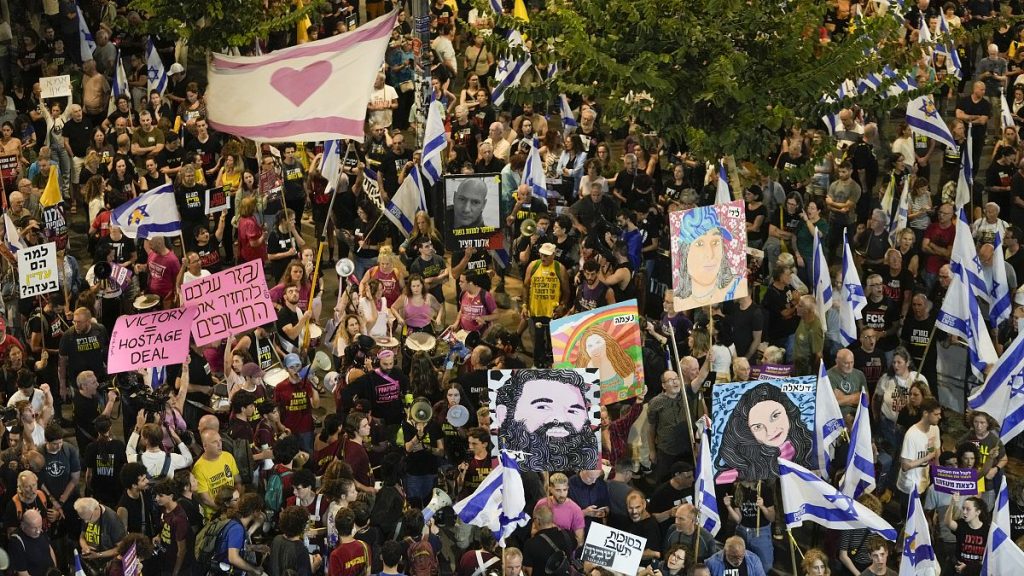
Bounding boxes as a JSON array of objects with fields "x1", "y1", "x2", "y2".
[{"x1": 772, "y1": 523, "x2": 784, "y2": 541}]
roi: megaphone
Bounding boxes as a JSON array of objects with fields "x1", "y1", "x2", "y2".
[
  {"x1": 312, "y1": 351, "x2": 333, "y2": 372},
  {"x1": 335, "y1": 258, "x2": 359, "y2": 285},
  {"x1": 422, "y1": 488, "x2": 452, "y2": 522},
  {"x1": 447, "y1": 404, "x2": 469, "y2": 427},
  {"x1": 520, "y1": 218, "x2": 537, "y2": 237},
  {"x1": 323, "y1": 371, "x2": 340, "y2": 393},
  {"x1": 410, "y1": 399, "x2": 433, "y2": 423}
]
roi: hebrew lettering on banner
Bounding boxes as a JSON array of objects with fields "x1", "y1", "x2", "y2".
[
  {"x1": 17, "y1": 242, "x2": 59, "y2": 299},
  {"x1": 582, "y1": 522, "x2": 646, "y2": 576},
  {"x1": 181, "y1": 260, "x2": 277, "y2": 346}
]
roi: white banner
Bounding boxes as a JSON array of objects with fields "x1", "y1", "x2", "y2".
[
  {"x1": 18, "y1": 242, "x2": 59, "y2": 298},
  {"x1": 581, "y1": 522, "x2": 646, "y2": 576},
  {"x1": 39, "y1": 75, "x2": 71, "y2": 99}
]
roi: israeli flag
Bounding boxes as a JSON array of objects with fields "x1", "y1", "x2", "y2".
[
  {"x1": 884, "y1": 66, "x2": 918, "y2": 97},
  {"x1": 488, "y1": 0, "x2": 503, "y2": 13},
  {"x1": 815, "y1": 360, "x2": 845, "y2": 475},
  {"x1": 696, "y1": 426, "x2": 721, "y2": 536},
  {"x1": 968, "y1": 329, "x2": 1024, "y2": 444},
  {"x1": 715, "y1": 162, "x2": 731, "y2": 204},
  {"x1": 112, "y1": 49, "x2": 129, "y2": 101},
  {"x1": 889, "y1": 177, "x2": 910, "y2": 245},
  {"x1": 982, "y1": 477, "x2": 1024, "y2": 574},
  {"x1": 840, "y1": 391, "x2": 875, "y2": 499},
  {"x1": 421, "y1": 99, "x2": 447, "y2": 185},
  {"x1": 383, "y1": 167, "x2": 421, "y2": 236},
  {"x1": 453, "y1": 450, "x2": 530, "y2": 544},
  {"x1": 898, "y1": 487, "x2": 938, "y2": 576},
  {"x1": 491, "y1": 30, "x2": 532, "y2": 107},
  {"x1": 522, "y1": 137, "x2": 548, "y2": 199},
  {"x1": 1002, "y1": 89, "x2": 1016, "y2": 130},
  {"x1": 778, "y1": 457, "x2": 897, "y2": 540},
  {"x1": 937, "y1": 11, "x2": 963, "y2": 79},
  {"x1": 4, "y1": 213, "x2": 25, "y2": 253},
  {"x1": 74, "y1": 549, "x2": 87, "y2": 576},
  {"x1": 956, "y1": 129, "x2": 973, "y2": 208},
  {"x1": 146, "y1": 37, "x2": 168, "y2": 96},
  {"x1": 560, "y1": 94, "x2": 578, "y2": 136},
  {"x1": 989, "y1": 231, "x2": 1013, "y2": 326},
  {"x1": 906, "y1": 94, "x2": 957, "y2": 150},
  {"x1": 110, "y1": 183, "x2": 183, "y2": 239},
  {"x1": 320, "y1": 139, "x2": 342, "y2": 193},
  {"x1": 936, "y1": 208, "x2": 997, "y2": 379},
  {"x1": 812, "y1": 227, "x2": 833, "y2": 330},
  {"x1": 838, "y1": 230, "x2": 867, "y2": 346},
  {"x1": 77, "y1": 3, "x2": 96, "y2": 63}
]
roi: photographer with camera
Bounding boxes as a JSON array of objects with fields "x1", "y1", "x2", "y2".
[
  {"x1": 73, "y1": 370, "x2": 118, "y2": 451},
  {"x1": 126, "y1": 412, "x2": 194, "y2": 480}
]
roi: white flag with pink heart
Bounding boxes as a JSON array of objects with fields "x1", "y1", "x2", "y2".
[{"x1": 206, "y1": 10, "x2": 398, "y2": 142}]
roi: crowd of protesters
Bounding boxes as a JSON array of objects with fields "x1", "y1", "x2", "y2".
[{"x1": 0, "y1": 0, "x2": 1022, "y2": 576}]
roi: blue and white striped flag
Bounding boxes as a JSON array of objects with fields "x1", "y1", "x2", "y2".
[
  {"x1": 320, "y1": 139, "x2": 342, "y2": 193},
  {"x1": 383, "y1": 167, "x2": 421, "y2": 237},
  {"x1": 522, "y1": 137, "x2": 548, "y2": 199},
  {"x1": 906, "y1": 94, "x2": 957, "y2": 150},
  {"x1": 840, "y1": 391, "x2": 875, "y2": 499},
  {"x1": 989, "y1": 231, "x2": 1013, "y2": 326},
  {"x1": 110, "y1": 183, "x2": 182, "y2": 239},
  {"x1": 487, "y1": 0, "x2": 503, "y2": 14},
  {"x1": 956, "y1": 129, "x2": 973, "y2": 208},
  {"x1": 968, "y1": 329, "x2": 1024, "y2": 444},
  {"x1": 110, "y1": 50, "x2": 129, "y2": 119},
  {"x1": 889, "y1": 176, "x2": 910, "y2": 245},
  {"x1": 4, "y1": 213, "x2": 25, "y2": 253},
  {"x1": 696, "y1": 426, "x2": 721, "y2": 536},
  {"x1": 779, "y1": 457, "x2": 897, "y2": 540},
  {"x1": 715, "y1": 161, "x2": 731, "y2": 204},
  {"x1": 421, "y1": 99, "x2": 446, "y2": 185},
  {"x1": 1002, "y1": 89, "x2": 1016, "y2": 130},
  {"x1": 936, "y1": 208, "x2": 997, "y2": 379},
  {"x1": 453, "y1": 450, "x2": 530, "y2": 545},
  {"x1": 898, "y1": 487, "x2": 938, "y2": 576},
  {"x1": 146, "y1": 37, "x2": 168, "y2": 96},
  {"x1": 812, "y1": 227, "x2": 832, "y2": 332},
  {"x1": 491, "y1": 30, "x2": 532, "y2": 107},
  {"x1": 983, "y1": 477, "x2": 1024, "y2": 574},
  {"x1": 937, "y1": 11, "x2": 963, "y2": 79},
  {"x1": 884, "y1": 66, "x2": 918, "y2": 97},
  {"x1": 74, "y1": 549, "x2": 87, "y2": 576},
  {"x1": 815, "y1": 360, "x2": 844, "y2": 475},
  {"x1": 559, "y1": 94, "x2": 577, "y2": 136},
  {"x1": 838, "y1": 229, "x2": 867, "y2": 346},
  {"x1": 77, "y1": 3, "x2": 96, "y2": 63}
]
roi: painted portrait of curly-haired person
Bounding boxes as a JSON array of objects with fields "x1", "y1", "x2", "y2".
[
  {"x1": 492, "y1": 369, "x2": 599, "y2": 471},
  {"x1": 671, "y1": 204, "x2": 748, "y2": 311},
  {"x1": 715, "y1": 382, "x2": 814, "y2": 483}
]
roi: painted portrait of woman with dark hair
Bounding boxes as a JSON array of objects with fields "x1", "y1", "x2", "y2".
[{"x1": 715, "y1": 382, "x2": 814, "y2": 483}]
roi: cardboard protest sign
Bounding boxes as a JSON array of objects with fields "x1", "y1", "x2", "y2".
[
  {"x1": 181, "y1": 260, "x2": 277, "y2": 346},
  {"x1": 550, "y1": 299, "x2": 645, "y2": 405},
  {"x1": 0, "y1": 154, "x2": 18, "y2": 192},
  {"x1": 710, "y1": 376, "x2": 817, "y2": 483},
  {"x1": 445, "y1": 173, "x2": 503, "y2": 250},
  {"x1": 39, "y1": 75, "x2": 72, "y2": 99},
  {"x1": 582, "y1": 522, "x2": 646, "y2": 576},
  {"x1": 749, "y1": 363, "x2": 793, "y2": 380},
  {"x1": 107, "y1": 307, "x2": 198, "y2": 373},
  {"x1": 669, "y1": 200, "x2": 748, "y2": 311},
  {"x1": 930, "y1": 465, "x2": 980, "y2": 495},
  {"x1": 205, "y1": 186, "x2": 230, "y2": 214},
  {"x1": 17, "y1": 242, "x2": 59, "y2": 298},
  {"x1": 488, "y1": 368, "x2": 601, "y2": 471}
]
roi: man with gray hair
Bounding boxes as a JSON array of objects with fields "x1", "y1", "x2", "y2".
[
  {"x1": 828, "y1": 349, "x2": 867, "y2": 418},
  {"x1": 855, "y1": 208, "x2": 891, "y2": 277},
  {"x1": 977, "y1": 43, "x2": 1008, "y2": 105},
  {"x1": 922, "y1": 203, "x2": 957, "y2": 292},
  {"x1": 485, "y1": 121, "x2": 511, "y2": 161}
]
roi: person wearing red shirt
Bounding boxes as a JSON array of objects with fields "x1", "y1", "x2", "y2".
[
  {"x1": 343, "y1": 411, "x2": 375, "y2": 493},
  {"x1": 145, "y1": 236, "x2": 180, "y2": 307},
  {"x1": 235, "y1": 196, "x2": 267, "y2": 264},
  {"x1": 329, "y1": 508, "x2": 371, "y2": 576},
  {"x1": 273, "y1": 353, "x2": 320, "y2": 451}
]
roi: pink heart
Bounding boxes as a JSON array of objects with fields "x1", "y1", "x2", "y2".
[{"x1": 270, "y1": 61, "x2": 332, "y2": 107}]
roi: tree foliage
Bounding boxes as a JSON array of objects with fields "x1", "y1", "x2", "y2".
[
  {"x1": 500, "y1": 0, "x2": 980, "y2": 168},
  {"x1": 129, "y1": 0, "x2": 324, "y2": 53}
]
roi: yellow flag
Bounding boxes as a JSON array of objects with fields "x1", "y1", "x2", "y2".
[
  {"x1": 514, "y1": 0, "x2": 529, "y2": 20},
  {"x1": 172, "y1": 115, "x2": 182, "y2": 134},
  {"x1": 40, "y1": 165, "x2": 61, "y2": 208},
  {"x1": 296, "y1": 0, "x2": 312, "y2": 44}
]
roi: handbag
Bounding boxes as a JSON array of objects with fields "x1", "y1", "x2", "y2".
[{"x1": 399, "y1": 80, "x2": 415, "y2": 93}]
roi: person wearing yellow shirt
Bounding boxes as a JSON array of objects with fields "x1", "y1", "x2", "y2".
[{"x1": 192, "y1": 429, "x2": 240, "y2": 519}]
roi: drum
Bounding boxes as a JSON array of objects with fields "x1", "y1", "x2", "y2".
[
  {"x1": 211, "y1": 396, "x2": 231, "y2": 413},
  {"x1": 405, "y1": 332, "x2": 437, "y2": 356},
  {"x1": 305, "y1": 323, "x2": 323, "y2": 349},
  {"x1": 263, "y1": 366, "x2": 289, "y2": 388}
]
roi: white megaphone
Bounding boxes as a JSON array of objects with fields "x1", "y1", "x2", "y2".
[{"x1": 422, "y1": 488, "x2": 452, "y2": 522}]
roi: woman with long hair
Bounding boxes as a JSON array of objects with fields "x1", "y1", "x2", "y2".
[
  {"x1": 216, "y1": 153, "x2": 243, "y2": 262},
  {"x1": 716, "y1": 382, "x2": 814, "y2": 482},
  {"x1": 433, "y1": 382, "x2": 473, "y2": 464},
  {"x1": 408, "y1": 352, "x2": 442, "y2": 403},
  {"x1": 894, "y1": 227, "x2": 920, "y2": 278},
  {"x1": 399, "y1": 210, "x2": 444, "y2": 265},
  {"x1": 873, "y1": 347, "x2": 924, "y2": 456},
  {"x1": 556, "y1": 134, "x2": 587, "y2": 201},
  {"x1": 361, "y1": 248, "x2": 404, "y2": 309},
  {"x1": 801, "y1": 549, "x2": 830, "y2": 576},
  {"x1": 270, "y1": 261, "x2": 314, "y2": 312},
  {"x1": 574, "y1": 326, "x2": 637, "y2": 404},
  {"x1": 105, "y1": 157, "x2": 137, "y2": 209},
  {"x1": 359, "y1": 279, "x2": 392, "y2": 339},
  {"x1": 392, "y1": 274, "x2": 442, "y2": 336},
  {"x1": 235, "y1": 196, "x2": 267, "y2": 264},
  {"x1": 944, "y1": 494, "x2": 989, "y2": 576}
]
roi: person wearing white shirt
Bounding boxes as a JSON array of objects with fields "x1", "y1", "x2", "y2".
[
  {"x1": 896, "y1": 397, "x2": 941, "y2": 499},
  {"x1": 367, "y1": 72, "x2": 399, "y2": 130},
  {"x1": 125, "y1": 417, "x2": 194, "y2": 480},
  {"x1": 971, "y1": 202, "x2": 1010, "y2": 245}
]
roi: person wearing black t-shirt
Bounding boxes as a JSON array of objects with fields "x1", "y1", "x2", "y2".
[
  {"x1": 850, "y1": 328, "x2": 886, "y2": 397},
  {"x1": 381, "y1": 136, "x2": 413, "y2": 196},
  {"x1": 189, "y1": 222, "x2": 225, "y2": 273},
  {"x1": 723, "y1": 480, "x2": 776, "y2": 571},
  {"x1": 944, "y1": 494, "x2": 988, "y2": 576},
  {"x1": 174, "y1": 167, "x2": 206, "y2": 240},
  {"x1": 613, "y1": 492, "x2": 662, "y2": 563},
  {"x1": 901, "y1": 294, "x2": 938, "y2": 392},
  {"x1": 860, "y1": 275, "x2": 902, "y2": 353},
  {"x1": 280, "y1": 144, "x2": 308, "y2": 221},
  {"x1": 956, "y1": 81, "x2": 992, "y2": 172},
  {"x1": 156, "y1": 133, "x2": 185, "y2": 180},
  {"x1": 399, "y1": 410, "x2": 443, "y2": 509},
  {"x1": 266, "y1": 209, "x2": 304, "y2": 282},
  {"x1": 58, "y1": 309, "x2": 109, "y2": 398},
  {"x1": 184, "y1": 119, "x2": 221, "y2": 177},
  {"x1": 763, "y1": 267, "x2": 799, "y2": 354}
]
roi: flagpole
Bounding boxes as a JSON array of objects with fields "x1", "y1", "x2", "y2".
[
  {"x1": 667, "y1": 323, "x2": 697, "y2": 466},
  {"x1": 788, "y1": 528, "x2": 803, "y2": 575},
  {"x1": 914, "y1": 322, "x2": 939, "y2": 379}
]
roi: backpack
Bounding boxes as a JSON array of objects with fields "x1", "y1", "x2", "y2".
[
  {"x1": 264, "y1": 468, "x2": 293, "y2": 515},
  {"x1": 194, "y1": 516, "x2": 233, "y2": 570},
  {"x1": 222, "y1": 428, "x2": 255, "y2": 486},
  {"x1": 406, "y1": 536, "x2": 438, "y2": 576}
]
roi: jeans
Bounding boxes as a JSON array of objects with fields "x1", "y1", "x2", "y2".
[
  {"x1": 405, "y1": 473, "x2": 436, "y2": 509},
  {"x1": 355, "y1": 255, "x2": 378, "y2": 280},
  {"x1": 737, "y1": 524, "x2": 774, "y2": 571}
]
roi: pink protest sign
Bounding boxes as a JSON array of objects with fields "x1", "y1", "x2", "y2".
[
  {"x1": 108, "y1": 307, "x2": 198, "y2": 373},
  {"x1": 181, "y1": 260, "x2": 277, "y2": 346}
]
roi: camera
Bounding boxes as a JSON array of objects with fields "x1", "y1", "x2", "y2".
[
  {"x1": 0, "y1": 405, "x2": 18, "y2": 424},
  {"x1": 114, "y1": 373, "x2": 170, "y2": 414}
]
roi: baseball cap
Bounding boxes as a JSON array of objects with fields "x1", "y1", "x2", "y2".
[
  {"x1": 283, "y1": 353, "x2": 302, "y2": 369},
  {"x1": 240, "y1": 362, "x2": 264, "y2": 379},
  {"x1": 539, "y1": 243, "x2": 556, "y2": 256},
  {"x1": 168, "y1": 63, "x2": 185, "y2": 74}
]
